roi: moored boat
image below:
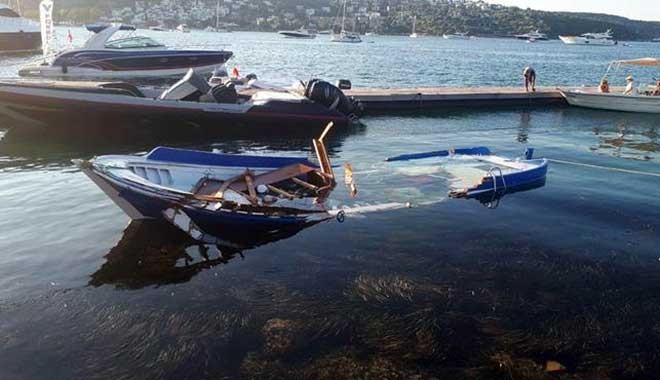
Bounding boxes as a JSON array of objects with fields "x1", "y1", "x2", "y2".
[
  {"x1": 278, "y1": 28, "x2": 317, "y2": 39},
  {"x1": 331, "y1": 0, "x2": 361, "y2": 43},
  {"x1": 18, "y1": 24, "x2": 232, "y2": 80},
  {"x1": 442, "y1": 32, "x2": 470, "y2": 40},
  {"x1": 0, "y1": 69, "x2": 362, "y2": 134},
  {"x1": 514, "y1": 30, "x2": 548, "y2": 41},
  {"x1": 75, "y1": 124, "x2": 340, "y2": 236},
  {"x1": 560, "y1": 58, "x2": 660, "y2": 113}
]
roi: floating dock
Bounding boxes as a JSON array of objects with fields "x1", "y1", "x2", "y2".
[{"x1": 345, "y1": 86, "x2": 567, "y2": 114}]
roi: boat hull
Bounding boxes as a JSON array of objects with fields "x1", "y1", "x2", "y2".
[
  {"x1": 561, "y1": 90, "x2": 660, "y2": 113},
  {"x1": 0, "y1": 83, "x2": 351, "y2": 136},
  {"x1": 0, "y1": 31, "x2": 41, "y2": 53},
  {"x1": 18, "y1": 50, "x2": 233, "y2": 79},
  {"x1": 82, "y1": 167, "x2": 317, "y2": 236}
]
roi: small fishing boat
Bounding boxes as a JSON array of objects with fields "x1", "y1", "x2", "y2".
[
  {"x1": 386, "y1": 147, "x2": 548, "y2": 202},
  {"x1": 0, "y1": 69, "x2": 361, "y2": 134},
  {"x1": 76, "y1": 124, "x2": 340, "y2": 237},
  {"x1": 560, "y1": 58, "x2": 660, "y2": 113}
]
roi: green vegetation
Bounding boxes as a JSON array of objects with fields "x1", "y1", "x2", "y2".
[{"x1": 17, "y1": 0, "x2": 660, "y2": 40}]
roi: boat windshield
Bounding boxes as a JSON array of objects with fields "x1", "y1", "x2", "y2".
[{"x1": 105, "y1": 36, "x2": 165, "y2": 49}]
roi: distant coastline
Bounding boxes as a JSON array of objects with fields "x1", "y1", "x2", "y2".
[{"x1": 17, "y1": 0, "x2": 660, "y2": 41}]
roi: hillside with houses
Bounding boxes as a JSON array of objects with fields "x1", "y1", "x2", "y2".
[{"x1": 15, "y1": 0, "x2": 660, "y2": 40}]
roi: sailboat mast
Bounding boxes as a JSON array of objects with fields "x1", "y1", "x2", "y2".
[
  {"x1": 412, "y1": 16, "x2": 416, "y2": 34},
  {"x1": 341, "y1": 0, "x2": 346, "y2": 33},
  {"x1": 216, "y1": 0, "x2": 220, "y2": 29}
]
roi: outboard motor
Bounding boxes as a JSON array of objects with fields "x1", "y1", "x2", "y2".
[
  {"x1": 210, "y1": 82, "x2": 238, "y2": 103},
  {"x1": 304, "y1": 79, "x2": 361, "y2": 118},
  {"x1": 159, "y1": 69, "x2": 211, "y2": 101}
]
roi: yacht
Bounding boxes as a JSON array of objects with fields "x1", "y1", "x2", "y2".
[
  {"x1": 0, "y1": 3, "x2": 41, "y2": 53},
  {"x1": 514, "y1": 30, "x2": 548, "y2": 41},
  {"x1": 559, "y1": 30, "x2": 617, "y2": 45},
  {"x1": 331, "y1": 0, "x2": 361, "y2": 43},
  {"x1": 443, "y1": 32, "x2": 470, "y2": 40},
  {"x1": 278, "y1": 28, "x2": 317, "y2": 39},
  {"x1": 18, "y1": 24, "x2": 233, "y2": 80}
]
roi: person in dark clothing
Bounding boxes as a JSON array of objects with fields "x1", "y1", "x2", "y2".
[{"x1": 523, "y1": 66, "x2": 536, "y2": 92}]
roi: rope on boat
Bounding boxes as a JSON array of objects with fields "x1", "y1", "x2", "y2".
[{"x1": 548, "y1": 158, "x2": 660, "y2": 178}]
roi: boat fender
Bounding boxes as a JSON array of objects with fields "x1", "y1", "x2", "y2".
[{"x1": 336, "y1": 210, "x2": 346, "y2": 223}]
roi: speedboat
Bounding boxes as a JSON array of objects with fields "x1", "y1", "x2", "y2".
[
  {"x1": 514, "y1": 30, "x2": 548, "y2": 41},
  {"x1": 278, "y1": 28, "x2": 317, "y2": 39},
  {"x1": 0, "y1": 69, "x2": 362, "y2": 134},
  {"x1": 443, "y1": 32, "x2": 470, "y2": 40},
  {"x1": 18, "y1": 24, "x2": 232, "y2": 80},
  {"x1": 75, "y1": 124, "x2": 339, "y2": 237},
  {"x1": 560, "y1": 58, "x2": 660, "y2": 113},
  {"x1": 559, "y1": 30, "x2": 617, "y2": 45},
  {"x1": 0, "y1": 3, "x2": 41, "y2": 53},
  {"x1": 387, "y1": 147, "x2": 548, "y2": 206}
]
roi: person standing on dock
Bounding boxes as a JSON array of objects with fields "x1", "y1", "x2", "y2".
[{"x1": 523, "y1": 66, "x2": 536, "y2": 92}]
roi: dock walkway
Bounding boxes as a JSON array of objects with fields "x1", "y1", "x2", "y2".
[{"x1": 345, "y1": 86, "x2": 568, "y2": 113}]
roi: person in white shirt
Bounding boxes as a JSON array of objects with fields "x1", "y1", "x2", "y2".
[{"x1": 623, "y1": 76, "x2": 637, "y2": 96}]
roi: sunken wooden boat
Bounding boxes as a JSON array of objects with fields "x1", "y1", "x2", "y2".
[
  {"x1": 387, "y1": 147, "x2": 548, "y2": 200},
  {"x1": 76, "y1": 123, "x2": 339, "y2": 238},
  {"x1": 0, "y1": 69, "x2": 361, "y2": 135}
]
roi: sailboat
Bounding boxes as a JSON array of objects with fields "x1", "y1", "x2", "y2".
[
  {"x1": 409, "y1": 16, "x2": 419, "y2": 38},
  {"x1": 206, "y1": 1, "x2": 230, "y2": 32},
  {"x1": 331, "y1": 0, "x2": 361, "y2": 43}
]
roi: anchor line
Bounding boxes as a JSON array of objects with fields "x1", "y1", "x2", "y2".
[{"x1": 548, "y1": 158, "x2": 660, "y2": 178}]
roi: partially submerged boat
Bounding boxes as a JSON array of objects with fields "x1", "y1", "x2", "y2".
[
  {"x1": 387, "y1": 147, "x2": 548, "y2": 204},
  {"x1": 18, "y1": 23, "x2": 232, "y2": 80},
  {"x1": 0, "y1": 69, "x2": 362, "y2": 134},
  {"x1": 560, "y1": 58, "x2": 660, "y2": 113},
  {"x1": 76, "y1": 124, "x2": 340, "y2": 238}
]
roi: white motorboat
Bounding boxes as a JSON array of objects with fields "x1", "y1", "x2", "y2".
[
  {"x1": 514, "y1": 30, "x2": 548, "y2": 41},
  {"x1": 278, "y1": 28, "x2": 316, "y2": 39},
  {"x1": 176, "y1": 24, "x2": 190, "y2": 33},
  {"x1": 0, "y1": 3, "x2": 41, "y2": 53},
  {"x1": 331, "y1": 0, "x2": 361, "y2": 43},
  {"x1": 443, "y1": 32, "x2": 470, "y2": 40},
  {"x1": 560, "y1": 58, "x2": 660, "y2": 113},
  {"x1": 559, "y1": 30, "x2": 617, "y2": 46},
  {"x1": 18, "y1": 23, "x2": 233, "y2": 80}
]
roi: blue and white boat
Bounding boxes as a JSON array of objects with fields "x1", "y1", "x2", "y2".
[
  {"x1": 19, "y1": 23, "x2": 233, "y2": 80},
  {"x1": 76, "y1": 125, "x2": 338, "y2": 239},
  {"x1": 387, "y1": 147, "x2": 548, "y2": 201}
]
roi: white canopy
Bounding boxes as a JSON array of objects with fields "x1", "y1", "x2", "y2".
[{"x1": 613, "y1": 58, "x2": 660, "y2": 67}]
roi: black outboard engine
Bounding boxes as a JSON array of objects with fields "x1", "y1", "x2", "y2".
[
  {"x1": 211, "y1": 82, "x2": 238, "y2": 103},
  {"x1": 303, "y1": 79, "x2": 362, "y2": 118}
]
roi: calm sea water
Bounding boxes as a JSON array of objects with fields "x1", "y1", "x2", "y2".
[{"x1": 0, "y1": 30, "x2": 659, "y2": 379}]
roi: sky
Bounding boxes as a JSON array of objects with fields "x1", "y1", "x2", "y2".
[{"x1": 484, "y1": 1, "x2": 660, "y2": 22}]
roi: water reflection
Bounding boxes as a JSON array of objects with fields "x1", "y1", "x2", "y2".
[
  {"x1": 467, "y1": 177, "x2": 546, "y2": 209},
  {"x1": 90, "y1": 219, "x2": 322, "y2": 289},
  {"x1": 591, "y1": 122, "x2": 658, "y2": 161}
]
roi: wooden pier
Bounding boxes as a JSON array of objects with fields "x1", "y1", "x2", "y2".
[{"x1": 345, "y1": 86, "x2": 568, "y2": 114}]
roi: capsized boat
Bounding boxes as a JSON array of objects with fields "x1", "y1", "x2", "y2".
[
  {"x1": 386, "y1": 147, "x2": 548, "y2": 201},
  {"x1": 76, "y1": 123, "x2": 340, "y2": 236},
  {"x1": 18, "y1": 23, "x2": 232, "y2": 80},
  {"x1": 0, "y1": 69, "x2": 362, "y2": 134},
  {"x1": 560, "y1": 58, "x2": 660, "y2": 113}
]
